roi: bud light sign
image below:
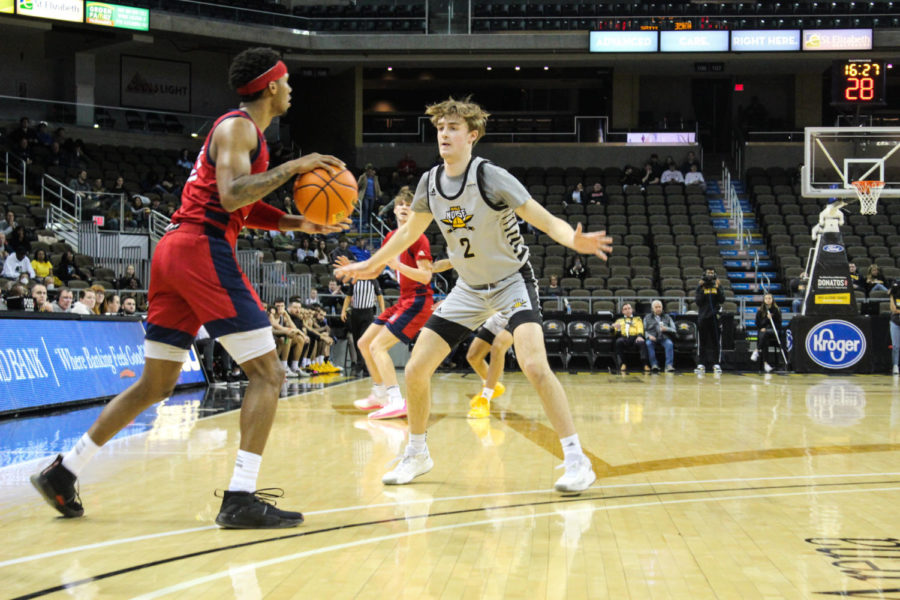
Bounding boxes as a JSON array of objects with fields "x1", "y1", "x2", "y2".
[{"x1": 805, "y1": 319, "x2": 866, "y2": 369}]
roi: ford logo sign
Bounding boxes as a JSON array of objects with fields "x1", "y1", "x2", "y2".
[
  {"x1": 805, "y1": 320, "x2": 866, "y2": 369},
  {"x1": 822, "y1": 244, "x2": 844, "y2": 253}
]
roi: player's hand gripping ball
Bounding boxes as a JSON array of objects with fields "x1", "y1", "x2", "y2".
[{"x1": 293, "y1": 167, "x2": 358, "y2": 225}]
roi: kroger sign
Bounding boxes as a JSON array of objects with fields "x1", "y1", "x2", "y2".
[{"x1": 805, "y1": 320, "x2": 866, "y2": 369}]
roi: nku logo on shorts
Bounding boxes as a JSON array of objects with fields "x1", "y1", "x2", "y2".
[{"x1": 804, "y1": 319, "x2": 866, "y2": 369}]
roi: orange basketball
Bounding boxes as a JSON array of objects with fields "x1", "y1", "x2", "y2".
[{"x1": 293, "y1": 167, "x2": 358, "y2": 225}]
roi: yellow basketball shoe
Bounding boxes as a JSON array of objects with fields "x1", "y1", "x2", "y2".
[
  {"x1": 467, "y1": 396, "x2": 490, "y2": 419},
  {"x1": 491, "y1": 382, "x2": 505, "y2": 399},
  {"x1": 324, "y1": 361, "x2": 343, "y2": 373}
]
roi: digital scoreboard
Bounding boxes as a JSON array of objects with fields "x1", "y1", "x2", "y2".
[{"x1": 831, "y1": 59, "x2": 887, "y2": 106}]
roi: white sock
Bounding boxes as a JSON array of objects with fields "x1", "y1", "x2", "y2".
[
  {"x1": 228, "y1": 449, "x2": 261, "y2": 493},
  {"x1": 62, "y1": 433, "x2": 101, "y2": 477},
  {"x1": 386, "y1": 385, "x2": 403, "y2": 405},
  {"x1": 372, "y1": 383, "x2": 387, "y2": 398},
  {"x1": 302, "y1": 358, "x2": 310, "y2": 367},
  {"x1": 408, "y1": 432, "x2": 427, "y2": 454},
  {"x1": 316, "y1": 355, "x2": 324, "y2": 364},
  {"x1": 290, "y1": 361, "x2": 299, "y2": 370},
  {"x1": 481, "y1": 387, "x2": 493, "y2": 401},
  {"x1": 280, "y1": 360, "x2": 288, "y2": 369},
  {"x1": 560, "y1": 433, "x2": 583, "y2": 461}
]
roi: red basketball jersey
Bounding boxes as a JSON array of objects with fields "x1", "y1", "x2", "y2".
[
  {"x1": 384, "y1": 229, "x2": 432, "y2": 297},
  {"x1": 173, "y1": 109, "x2": 269, "y2": 247}
]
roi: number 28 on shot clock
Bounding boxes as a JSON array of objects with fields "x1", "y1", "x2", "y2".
[{"x1": 831, "y1": 59, "x2": 887, "y2": 105}]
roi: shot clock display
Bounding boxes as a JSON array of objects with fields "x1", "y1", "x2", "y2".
[{"x1": 831, "y1": 59, "x2": 886, "y2": 106}]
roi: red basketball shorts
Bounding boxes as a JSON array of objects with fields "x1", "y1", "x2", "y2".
[
  {"x1": 374, "y1": 293, "x2": 434, "y2": 344},
  {"x1": 146, "y1": 224, "x2": 269, "y2": 349}
]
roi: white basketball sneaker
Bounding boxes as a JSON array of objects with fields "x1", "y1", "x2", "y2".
[
  {"x1": 554, "y1": 454, "x2": 596, "y2": 493},
  {"x1": 382, "y1": 447, "x2": 433, "y2": 485}
]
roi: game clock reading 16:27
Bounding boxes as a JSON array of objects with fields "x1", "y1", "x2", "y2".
[{"x1": 831, "y1": 59, "x2": 887, "y2": 106}]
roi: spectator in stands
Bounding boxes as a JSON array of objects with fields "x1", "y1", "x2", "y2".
[
  {"x1": 866, "y1": 264, "x2": 890, "y2": 295},
  {"x1": 570, "y1": 182, "x2": 584, "y2": 205},
  {"x1": 295, "y1": 237, "x2": 313, "y2": 263},
  {"x1": 70, "y1": 289, "x2": 94, "y2": 315},
  {"x1": 357, "y1": 163, "x2": 382, "y2": 232},
  {"x1": 3, "y1": 283, "x2": 29, "y2": 311},
  {"x1": 330, "y1": 237, "x2": 355, "y2": 263},
  {"x1": 613, "y1": 302, "x2": 648, "y2": 373},
  {"x1": 8, "y1": 117, "x2": 34, "y2": 147},
  {"x1": 120, "y1": 295, "x2": 137, "y2": 316},
  {"x1": 848, "y1": 262, "x2": 864, "y2": 292},
  {"x1": 56, "y1": 250, "x2": 88, "y2": 284},
  {"x1": 46, "y1": 141, "x2": 66, "y2": 167},
  {"x1": 31, "y1": 283, "x2": 51, "y2": 312},
  {"x1": 89, "y1": 285, "x2": 107, "y2": 315},
  {"x1": 660, "y1": 163, "x2": 685, "y2": 185},
  {"x1": 790, "y1": 271, "x2": 809, "y2": 313},
  {"x1": 648, "y1": 154, "x2": 664, "y2": 180},
  {"x1": 567, "y1": 255, "x2": 587, "y2": 281},
  {"x1": 2, "y1": 246, "x2": 35, "y2": 280},
  {"x1": 621, "y1": 165, "x2": 641, "y2": 189},
  {"x1": 116, "y1": 265, "x2": 141, "y2": 290},
  {"x1": 694, "y1": 268, "x2": 724, "y2": 375},
  {"x1": 69, "y1": 169, "x2": 91, "y2": 197},
  {"x1": 351, "y1": 237, "x2": 372, "y2": 261},
  {"x1": 35, "y1": 122, "x2": 52, "y2": 147},
  {"x1": 543, "y1": 273, "x2": 565, "y2": 298},
  {"x1": 15, "y1": 138, "x2": 33, "y2": 166},
  {"x1": 643, "y1": 300, "x2": 676, "y2": 373},
  {"x1": 31, "y1": 249, "x2": 53, "y2": 281},
  {"x1": 176, "y1": 148, "x2": 193, "y2": 171},
  {"x1": 681, "y1": 151, "x2": 700, "y2": 174},
  {"x1": 10, "y1": 225, "x2": 33, "y2": 251},
  {"x1": 0, "y1": 232, "x2": 11, "y2": 261},
  {"x1": 109, "y1": 175, "x2": 127, "y2": 198},
  {"x1": 640, "y1": 163, "x2": 659, "y2": 188},
  {"x1": 129, "y1": 195, "x2": 150, "y2": 228},
  {"x1": 587, "y1": 182, "x2": 605, "y2": 205},
  {"x1": 684, "y1": 164, "x2": 706, "y2": 191},
  {"x1": 101, "y1": 294, "x2": 120, "y2": 315},
  {"x1": 311, "y1": 239, "x2": 328, "y2": 264},
  {"x1": 751, "y1": 293, "x2": 782, "y2": 373},
  {"x1": 270, "y1": 229, "x2": 295, "y2": 251},
  {"x1": 51, "y1": 287, "x2": 73, "y2": 313},
  {"x1": 153, "y1": 171, "x2": 179, "y2": 197},
  {"x1": 306, "y1": 288, "x2": 320, "y2": 306},
  {"x1": 0, "y1": 211, "x2": 15, "y2": 236},
  {"x1": 890, "y1": 280, "x2": 900, "y2": 375},
  {"x1": 322, "y1": 279, "x2": 344, "y2": 315}
]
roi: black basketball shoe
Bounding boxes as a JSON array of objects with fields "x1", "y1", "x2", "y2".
[
  {"x1": 30, "y1": 455, "x2": 84, "y2": 518},
  {"x1": 214, "y1": 489, "x2": 304, "y2": 529}
]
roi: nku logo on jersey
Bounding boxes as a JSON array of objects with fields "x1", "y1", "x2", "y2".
[
  {"x1": 804, "y1": 319, "x2": 866, "y2": 369},
  {"x1": 440, "y1": 206, "x2": 474, "y2": 232}
]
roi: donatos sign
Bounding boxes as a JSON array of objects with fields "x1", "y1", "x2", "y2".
[{"x1": 804, "y1": 319, "x2": 866, "y2": 369}]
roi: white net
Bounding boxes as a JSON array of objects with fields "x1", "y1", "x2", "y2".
[{"x1": 851, "y1": 180, "x2": 885, "y2": 215}]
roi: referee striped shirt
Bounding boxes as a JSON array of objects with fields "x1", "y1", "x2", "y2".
[{"x1": 344, "y1": 279, "x2": 382, "y2": 309}]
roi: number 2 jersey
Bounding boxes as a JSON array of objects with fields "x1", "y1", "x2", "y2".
[{"x1": 411, "y1": 156, "x2": 530, "y2": 287}]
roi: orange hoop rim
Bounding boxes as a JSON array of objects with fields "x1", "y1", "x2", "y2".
[{"x1": 851, "y1": 180, "x2": 886, "y2": 193}]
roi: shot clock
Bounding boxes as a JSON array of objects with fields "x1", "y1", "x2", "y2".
[{"x1": 831, "y1": 59, "x2": 887, "y2": 106}]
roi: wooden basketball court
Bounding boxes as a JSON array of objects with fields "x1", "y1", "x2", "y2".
[{"x1": 3, "y1": 371, "x2": 900, "y2": 599}]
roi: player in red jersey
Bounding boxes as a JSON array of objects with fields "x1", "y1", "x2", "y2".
[
  {"x1": 30, "y1": 48, "x2": 347, "y2": 529},
  {"x1": 344, "y1": 189, "x2": 445, "y2": 420}
]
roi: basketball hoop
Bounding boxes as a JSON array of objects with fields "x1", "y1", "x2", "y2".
[{"x1": 851, "y1": 180, "x2": 885, "y2": 215}]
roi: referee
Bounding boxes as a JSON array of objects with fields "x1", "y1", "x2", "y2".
[{"x1": 341, "y1": 277, "x2": 384, "y2": 376}]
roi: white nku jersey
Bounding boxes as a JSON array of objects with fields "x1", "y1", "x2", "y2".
[{"x1": 411, "y1": 156, "x2": 531, "y2": 287}]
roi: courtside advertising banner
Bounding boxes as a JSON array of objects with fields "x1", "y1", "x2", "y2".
[{"x1": 0, "y1": 318, "x2": 205, "y2": 415}]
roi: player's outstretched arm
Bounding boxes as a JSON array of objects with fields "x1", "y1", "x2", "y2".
[
  {"x1": 215, "y1": 118, "x2": 344, "y2": 212},
  {"x1": 334, "y1": 211, "x2": 432, "y2": 282},
  {"x1": 431, "y1": 258, "x2": 454, "y2": 274},
  {"x1": 515, "y1": 199, "x2": 613, "y2": 260},
  {"x1": 388, "y1": 256, "x2": 434, "y2": 285}
]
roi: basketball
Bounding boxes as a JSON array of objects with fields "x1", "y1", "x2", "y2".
[{"x1": 293, "y1": 167, "x2": 358, "y2": 225}]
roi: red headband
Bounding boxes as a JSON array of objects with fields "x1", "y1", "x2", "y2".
[{"x1": 236, "y1": 60, "x2": 287, "y2": 96}]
